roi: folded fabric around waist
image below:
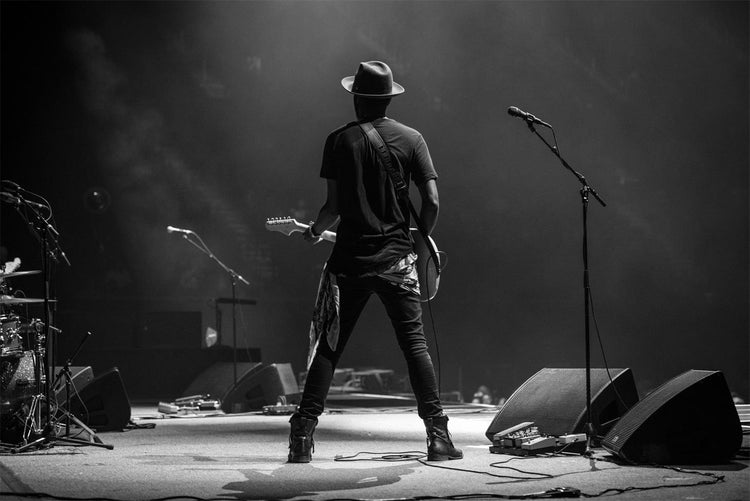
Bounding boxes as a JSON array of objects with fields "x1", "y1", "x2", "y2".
[{"x1": 306, "y1": 252, "x2": 420, "y2": 368}]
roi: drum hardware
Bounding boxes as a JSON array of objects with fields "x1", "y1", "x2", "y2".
[
  {"x1": 28, "y1": 318, "x2": 52, "y2": 355},
  {"x1": 11, "y1": 329, "x2": 112, "y2": 453}
]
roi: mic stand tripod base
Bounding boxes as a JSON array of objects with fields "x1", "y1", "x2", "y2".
[
  {"x1": 11, "y1": 410, "x2": 114, "y2": 453},
  {"x1": 47, "y1": 410, "x2": 114, "y2": 450},
  {"x1": 10, "y1": 436, "x2": 47, "y2": 454},
  {"x1": 10, "y1": 389, "x2": 114, "y2": 453}
]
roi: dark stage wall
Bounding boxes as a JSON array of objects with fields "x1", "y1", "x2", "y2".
[{"x1": 1, "y1": 1, "x2": 747, "y2": 401}]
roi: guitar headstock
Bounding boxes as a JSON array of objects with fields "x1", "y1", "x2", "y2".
[{"x1": 265, "y1": 217, "x2": 307, "y2": 236}]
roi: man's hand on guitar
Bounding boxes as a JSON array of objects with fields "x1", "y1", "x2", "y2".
[
  {"x1": 265, "y1": 217, "x2": 336, "y2": 244},
  {"x1": 303, "y1": 223, "x2": 323, "y2": 244}
]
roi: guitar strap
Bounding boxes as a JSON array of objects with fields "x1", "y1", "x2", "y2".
[{"x1": 357, "y1": 121, "x2": 441, "y2": 275}]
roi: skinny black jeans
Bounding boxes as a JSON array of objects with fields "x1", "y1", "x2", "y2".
[{"x1": 297, "y1": 273, "x2": 443, "y2": 419}]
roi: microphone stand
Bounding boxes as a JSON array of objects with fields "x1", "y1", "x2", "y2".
[
  {"x1": 175, "y1": 231, "x2": 249, "y2": 388},
  {"x1": 4, "y1": 187, "x2": 71, "y2": 451},
  {"x1": 523, "y1": 119, "x2": 606, "y2": 456}
]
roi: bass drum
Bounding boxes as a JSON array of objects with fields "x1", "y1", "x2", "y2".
[{"x1": 0, "y1": 350, "x2": 37, "y2": 444}]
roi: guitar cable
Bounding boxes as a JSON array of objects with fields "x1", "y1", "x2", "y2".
[
  {"x1": 424, "y1": 252, "x2": 443, "y2": 395},
  {"x1": 588, "y1": 273, "x2": 634, "y2": 420}
]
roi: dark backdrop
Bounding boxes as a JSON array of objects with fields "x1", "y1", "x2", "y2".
[{"x1": 1, "y1": 1, "x2": 747, "y2": 402}]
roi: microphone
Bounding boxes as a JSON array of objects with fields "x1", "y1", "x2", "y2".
[
  {"x1": 0, "y1": 191, "x2": 48, "y2": 210},
  {"x1": 166, "y1": 225, "x2": 194, "y2": 234},
  {"x1": 507, "y1": 106, "x2": 552, "y2": 128}
]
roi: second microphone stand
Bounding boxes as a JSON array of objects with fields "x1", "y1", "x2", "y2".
[
  {"x1": 524, "y1": 119, "x2": 607, "y2": 455},
  {"x1": 176, "y1": 230, "x2": 250, "y2": 387}
]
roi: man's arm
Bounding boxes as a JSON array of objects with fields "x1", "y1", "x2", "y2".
[
  {"x1": 305, "y1": 179, "x2": 340, "y2": 242},
  {"x1": 416, "y1": 178, "x2": 439, "y2": 236}
]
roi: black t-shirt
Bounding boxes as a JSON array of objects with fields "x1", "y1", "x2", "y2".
[{"x1": 320, "y1": 117, "x2": 437, "y2": 276}]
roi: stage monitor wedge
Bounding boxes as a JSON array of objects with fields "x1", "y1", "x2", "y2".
[
  {"x1": 223, "y1": 363, "x2": 299, "y2": 413},
  {"x1": 602, "y1": 370, "x2": 742, "y2": 464},
  {"x1": 183, "y1": 362, "x2": 299, "y2": 413},
  {"x1": 182, "y1": 362, "x2": 263, "y2": 408},
  {"x1": 67, "y1": 367, "x2": 131, "y2": 432},
  {"x1": 485, "y1": 368, "x2": 639, "y2": 442}
]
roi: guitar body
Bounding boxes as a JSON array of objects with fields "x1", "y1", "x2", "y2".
[
  {"x1": 410, "y1": 229, "x2": 440, "y2": 302},
  {"x1": 266, "y1": 217, "x2": 444, "y2": 302}
]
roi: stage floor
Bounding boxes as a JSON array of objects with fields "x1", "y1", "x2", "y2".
[{"x1": 1, "y1": 403, "x2": 747, "y2": 501}]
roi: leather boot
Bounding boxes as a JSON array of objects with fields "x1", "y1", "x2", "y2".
[
  {"x1": 424, "y1": 415, "x2": 463, "y2": 461},
  {"x1": 288, "y1": 413, "x2": 318, "y2": 463}
]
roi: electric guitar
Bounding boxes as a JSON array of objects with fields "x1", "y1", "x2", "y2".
[{"x1": 265, "y1": 217, "x2": 443, "y2": 302}]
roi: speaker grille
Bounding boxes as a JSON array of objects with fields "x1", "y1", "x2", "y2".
[
  {"x1": 605, "y1": 370, "x2": 708, "y2": 446},
  {"x1": 602, "y1": 370, "x2": 742, "y2": 464}
]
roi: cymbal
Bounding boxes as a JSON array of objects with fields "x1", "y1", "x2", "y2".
[
  {"x1": 0, "y1": 297, "x2": 57, "y2": 305},
  {"x1": 0, "y1": 270, "x2": 41, "y2": 279}
]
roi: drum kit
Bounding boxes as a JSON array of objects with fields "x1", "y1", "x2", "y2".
[
  {"x1": 1, "y1": 180, "x2": 112, "y2": 452},
  {"x1": 1, "y1": 269, "x2": 113, "y2": 452}
]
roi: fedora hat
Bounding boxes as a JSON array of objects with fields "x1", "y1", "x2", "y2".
[{"x1": 341, "y1": 61, "x2": 405, "y2": 98}]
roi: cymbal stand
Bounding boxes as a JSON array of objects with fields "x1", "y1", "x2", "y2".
[{"x1": 172, "y1": 229, "x2": 249, "y2": 387}]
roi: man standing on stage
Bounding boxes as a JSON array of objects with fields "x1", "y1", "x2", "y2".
[{"x1": 287, "y1": 61, "x2": 462, "y2": 463}]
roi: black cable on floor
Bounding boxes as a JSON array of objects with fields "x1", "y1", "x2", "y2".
[{"x1": 334, "y1": 450, "x2": 427, "y2": 462}]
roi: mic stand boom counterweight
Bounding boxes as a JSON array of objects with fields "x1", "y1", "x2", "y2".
[{"x1": 523, "y1": 119, "x2": 606, "y2": 456}]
